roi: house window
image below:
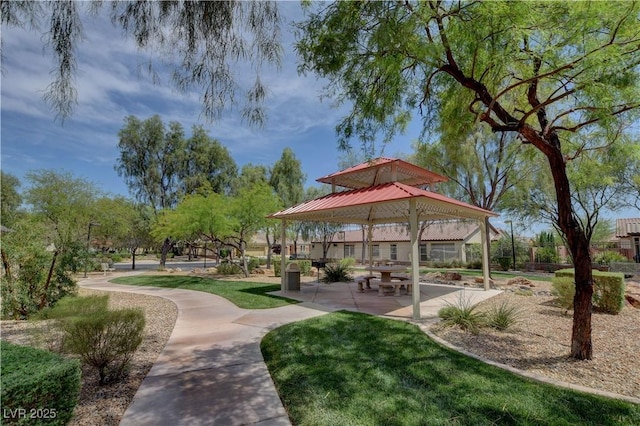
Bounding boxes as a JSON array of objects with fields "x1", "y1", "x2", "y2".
[
  {"x1": 420, "y1": 244, "x2": 428, "y2": 261},
  {"x1": 372, "y1": 244, "x2": 380, "y2": 258},
  {"x1": 344, "y1": 244, "x2": 355, "y2": 258},
  {"x1": 390, "y1": 244, "x2": 397, "y2": 261},
  {"x1": 430, "y1": 243, "x2": 458, "y2": 262}
]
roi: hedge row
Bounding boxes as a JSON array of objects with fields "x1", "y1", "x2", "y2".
[
  {"x1": 0, "y1": 341, "x2": 81, "y2": 425},
  {"x1": 552, "y1": 269, "x2": 626, "y2": 314}
]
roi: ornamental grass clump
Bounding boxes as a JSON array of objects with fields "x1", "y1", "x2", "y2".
[
  {"x1": 437, "y1": 294, "x2": 485, "y2": 334},
  {"x1": 486, "y1": 300, "x2": 521, "y2": 331}
]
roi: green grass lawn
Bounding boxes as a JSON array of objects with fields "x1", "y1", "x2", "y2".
[
  {"x1": 110, "y1": 275, "x2": 299, "y2": 309},
  {"x1": 261, "y1": 311, "x2": 639, "y2": 425}
]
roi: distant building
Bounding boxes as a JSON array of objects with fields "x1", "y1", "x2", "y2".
[
  {"x1": 615, "y1": 218, "x2": 640, "y2": 262},
  {"x1": 310, "y1": 220, "x2": 501, "y2": 264}
]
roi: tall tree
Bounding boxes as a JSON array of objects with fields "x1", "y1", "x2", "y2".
[
  {"x1": 179, "y1": 125, "x2": 238, "y2": 196},
  {"x1": 93, "y1": 197, "x2": 153, "y2": 270},
  {"x1": 413, "y1": 127, "x2": 538, "y2": 272},
  {"x1": 23, "y1": 170, "x2": 100, "y2": 307},
  {"x1": 296, "y1": 1, "x2": 640, "y2": 359},
  {"x1": 269, "y1": 148, "x2": 306, "y2": 256},
  {"x1": 116, "y1": 115, "x2": 183, "y2": 213},
  {"x1": 1, "y1": 1, "x2": 282, "y2": 124},
  {"x1": 1, "y1": 171, "x2": 23, "y2": 229},
  {"x1": 153, "y1": 183, "x2": 281, "y2": 277}
]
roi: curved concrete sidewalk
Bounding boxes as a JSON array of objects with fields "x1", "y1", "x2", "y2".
[{"x1": 80, "y1": 274, "x2": 327, "y2": 426}]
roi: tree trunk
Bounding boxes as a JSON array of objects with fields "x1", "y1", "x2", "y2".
[
  {"x1": 160, "y1": 238, "x2": 172, "y2": 267},
  {"x1": 131, "y1": 247, "x2": 137, "y2": 270},
  {"x1": 265, "y1": 229, "x2": 273, "y2": 269},
  {"x1": 39, "y1": 250, "x2": 59, "y2": 310},
  {"x1": 544, "y1": 139, "x2": 594, "y2": 360},
  {"x1": 484, "y1": 216, "x2": 494, "y2": 278},
  {"x1": 1, "y1": 248, "x2": 12, "y2": 282}
]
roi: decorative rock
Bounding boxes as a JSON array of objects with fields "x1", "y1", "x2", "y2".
[
  {"x1": 626, "y1": 294, "x2": 640, "y2": 309},
  {"x1": 507, "y1": 276, "x2": 533, "y2": 287},
  {"x1": 443, "y1": 271, "x2": 462, "y2": 281}
]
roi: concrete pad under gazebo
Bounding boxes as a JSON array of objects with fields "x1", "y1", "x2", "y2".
[{"x1": 268, "y1": 157, "x2": 498, "y2": 320}]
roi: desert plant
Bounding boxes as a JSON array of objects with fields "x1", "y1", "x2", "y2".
[
  {"x1": 322, "y1": 262, "x2": 353, "y2": 283},
  {"x1": 486, "y1": 301, "x2": 521, "y2": 331},
  {"x1": 437, "y1": 294, "x2": 485, "y2": 334},
  {"x1": 593, "y1": 251, "x2": 627, "y2": 265},
  {"x1": 62, "y1": 308, "x2": 145, "y2": 384}
]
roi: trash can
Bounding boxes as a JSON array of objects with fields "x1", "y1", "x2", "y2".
[{"x1": 285, "y1": 263, "x2": 301, "y2": 291}]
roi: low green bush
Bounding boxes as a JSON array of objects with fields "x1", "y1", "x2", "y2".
[
  {"x1": 272, "y1": 256, "x2": 282, "y2": 277},
  {"x1": 34, "y1": 295, "x2": 109, "y2": 321},
  {"x1": 553, "y1": 269, "x2": 626, "y2": 314},
  {"x1": 63, "y1": 308, "x2": 145, "y2": 384},
  {"x1": 486, "y1": 301, "x2": 521, "y2": 331},
  {"x1": 247, "y1": 257, "x2": 261, "y2": 273},
  {"x1": 437, "y1": 294, "x2": 485, "y2": 334},
  {"x1": 216, "y1": 262, "x2": 243, "y2": 275},
  {"x1": 296, "y1": 260, "x2": 312, "y2": 276},
  {"x1": 1, "y1": 341, "x2": 81, "y2": 426},
  {"x1": 551, "y1": 276, "x2": 575, "y2": 310}
]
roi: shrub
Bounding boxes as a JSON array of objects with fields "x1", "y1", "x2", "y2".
[
  {"x1": 593, "y1": 251, "x2": 627, "y2": 265},
  {"x1": 0, "y1": 238, "x2": 78, "y2": 320},
  {"x1": 322, "y1": 262, "x2": 353, "y2": 283},
  {"x1": 217, "y1": 262, "x2": 243, "y2": 275},
  {"x1": 246, "y1": 257, "x2": 261, "y2": 273},
  {"x1": 272, "y1": 256, "x2": 282, "y2": 277},
  {"x1": 553, "y1": 269, "x2": 626, "y2": 314},
  {"x1": 296, "y1": 260, "x2": 312, "y2": 276},
  {"x1": 34, "y1": 295, "x2": 109, "y2": 321},
  {"x1": 1, "y1": 341, "x2": 81, "y2": 426},
  {"x1": 466, "y1": 260, "x2": 482, "y2": 270},
  {"x1": 497, "y1": 257, "x2": 512, "y2": 271},
  {"x1": 551, "y1": 276, "x2": 576, "y2": 311},
  {"x1": 437, "y1": 294, "x2": 485, "y2": 334},
  {"x1": 62, "y1": 308, "x2": 145, "y2": 384},
  {"x1": 486, "y1": 301, "x2": 521, "y2": 331},
  {"x1": 30, "y1": 295, "x2": 111, "y2": 352}
]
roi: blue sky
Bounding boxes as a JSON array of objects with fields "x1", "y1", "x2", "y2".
[
  {"x1": 1, "y1": 2, "x2": 637, "y2": 236},
  {"x1": 1, "y1": 2, "x2": 415, "y2": 199}
]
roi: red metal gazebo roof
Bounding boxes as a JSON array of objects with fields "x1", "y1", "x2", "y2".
[
  {"x1": 316, "y1": 157, "x2": 449, "y2": 190},
  {"x1": 269, "y1": 181, "x2": 496, "y2": 225}
]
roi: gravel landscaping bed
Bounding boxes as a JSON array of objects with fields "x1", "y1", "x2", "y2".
[
  {"x1": 429, "y1": 279, "x2": 640, "y2": 400},
  {"x1": 0, "y1": 287, "x2": 178, "y2": 426}
]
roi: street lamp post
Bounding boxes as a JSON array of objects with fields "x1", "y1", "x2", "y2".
[
  {"x1": 505, "y1": 220, "x2": 516, "y2": 271},
  {"x1": 83, "y1": 222, "x2": 100, "y2": 278}
]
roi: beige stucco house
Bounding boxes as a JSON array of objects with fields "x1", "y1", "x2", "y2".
[{"x1": 310, "y1": 220, "x2": 501, "y2": 264}]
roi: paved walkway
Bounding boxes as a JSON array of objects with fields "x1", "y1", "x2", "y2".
[{"x1": 80, "y1": 274, "x2": 501, "y2": 425}]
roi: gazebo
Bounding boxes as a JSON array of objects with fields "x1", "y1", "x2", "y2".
[{"x1": 268, "y1": 157, "x2": 498, "y2": 319}]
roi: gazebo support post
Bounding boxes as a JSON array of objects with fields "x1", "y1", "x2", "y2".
[
  {"x1": 367, "y1": 224, "x2": 373, "y2": 268},
  {"x1": 479, "y1": 218, "x2": 490, "y2": 291},
  {"x1": 410, "y1": 199, "x2": 420, "y2": 319},
  {"x1": 281, "y1": 219, "x2": 287, "y2": 292}
]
